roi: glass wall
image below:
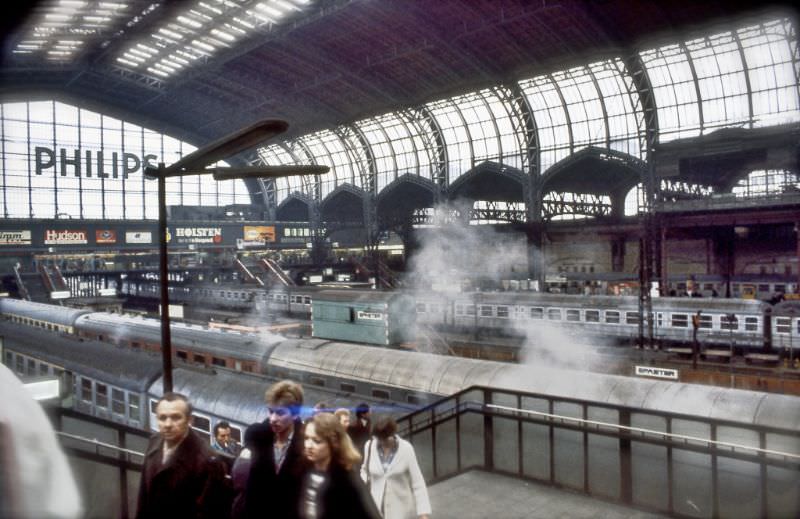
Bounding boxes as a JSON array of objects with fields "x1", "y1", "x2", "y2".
[{"x1": 0, "y1": 100, "x2": 250, "y2": 219}]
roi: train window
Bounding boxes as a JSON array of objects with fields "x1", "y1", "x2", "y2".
[
  {"x1": 212, "y1": 357, "x2": 226, "y2": 367},
  {"x1": 39, "y1": 363, "x2": 49, "y2": 376},
  {"x1": 720, "y1": 315, "x2": 739, "y2": 330},
  {"x1": 585, "y1": 310, "x2": 600, "y2": 322},
  {"x1": 129, "y1": 394, "x2": 140, "y2": 421},
  {"x1": 605, "y1": 311, "x2": 620, "y2": 324},
  {"x1": 698, "y1": 315, "x2": 713, "y2": 329},
  {"x1": 626, "y1": 312, "x2": 640, "y2": 325},
  {"x1": 304, "y1": 297, "x2": 311, "y2": 304},
  {"x1": 530, "y1": 307, "x2": 544, "y2": 319},
  {"x1": 407, "y1": 395, "x2": 422, "y2": 405},
  {"x1": 4, "y1": 351, "x2": 12, "y2": 365},
  {"x1": 27, "y1": 358, "x2": 36, "y2": 375},
  {"x1": 774, "y1": 284, "x2": 786, "y2": 293},
  {"x1": 150, "y1": 399, "x2": 158, "y2": 413},
  {"x1": 566, "y1": 309, "x2": 580, "y2": 322},
  {"x1": 677, "y1": 283, "x2": 687, "y2": 291},
  {"x1": 496, "y1": 306, "x2": 509, "y2": 318},
  {"x1": 177, "y1": 351, "x2": 188, "y2": 360},
  {"x1": 671, "y1": 314, "x2": 688, "y2": 328},
  {"x1": 112, "y1": 388, "x2": 125, "y2": 415},
  {"x1": 371, "y1": 389, "x2": 390, "y2": 399},
  {"x1": 340, "y1": 383, "x2": 356, "y2": 393},
  {"x1": 81, "y1": 379, "x2": 92, "y2": 403},
  {"x1": 416, "y1": 303, "x2": 426, "y2": 314},
  {"x1": 96, "y1": 383, "x2": 108, "y2": 409},
  {"x1": 758, "y1": 284, "x2": 769, "y2": 292},
  {"x1": 703, "y1": 284, "x2": 714, "y2": 291},
  {"x1": 193, "y1": 354, "x2": 206, "y2": 364},
  {"x1": 455, "y1": 304, "x2": 464, "y2": 316},
  {"x1": 744, "y1": 317, "x2": 758, "y2": 331},
  {"x1": 465, "y1": 305, "x2": 476, "y2": 316},
  {"x1": 480, "y1": 306, "x2": 493, "y2": 317},
  {"x1": 193, "y1": 415, "x2": 211, "y2": 433},
  {"x1": 308, "y1": 376, "x2": 325, "y2": 387},
  {"x1": 229, "y1": 426, "x2": 242, "y2": 443},
  {"x1": 547, "y1": 309, "x2": 561, "y2": 320},
  {"x1": 775, "y1": 317, "x2": 790, "y2": 334}
]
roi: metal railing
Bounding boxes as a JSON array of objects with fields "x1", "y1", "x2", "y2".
[{"x1": 397, "y1": 386, "x2": 800, "y2": 518}]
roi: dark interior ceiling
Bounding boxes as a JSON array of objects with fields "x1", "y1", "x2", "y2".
[{"x1": 0, "y1": 0, "x2": 791, "y2": 147}]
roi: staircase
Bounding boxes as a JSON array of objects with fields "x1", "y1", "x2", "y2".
[
  {"x1": 234, "y1": 258, "x2": 264, "y2": 286},
  {"x1": 257, "y1": 258, "x2": 295, "y2": 287}
]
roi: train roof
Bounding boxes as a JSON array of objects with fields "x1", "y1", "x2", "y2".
[
  {"x1": 0, "y1": 298, "x2": 90, "y2": 327},
  {"x1": 75, "y1": 312, "x2": 277, "y2": 360},
  {"x1": 0, "y1": 323, "x2": 161, "y2": 392},
  {"x1": 773, "y1": 300, "x2": 800, "y2": 316},
  {"x1": 313, "y1": 290, "x2": 411, "y2": 304},
  {"x1": 423, "y1": 292, "x2": 771, "y2": 312},
  {"x1": 267, "y1": 340, "x2": 800, "y2": 431},
  {"x1": 149, "y1": 367, "x2": 411, "y2": 424}
]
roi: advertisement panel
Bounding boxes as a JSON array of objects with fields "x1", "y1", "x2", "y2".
[
  {"x1": 169, "y1": 226, "x2": 223, "y2": 245},
  {"x1": 44, "y1": 229, "x2": 88, "y2": 245},
  {"x1": 126, "y1": 231, "x2": 152, "y2": 244},
  {"x1": 0, "y1": 230, "x2": 32, "y2": 245},
  {"x1": 95, "y1": 229, "x2": 117, "y2": 244},
  {"x1": 243, "y1": 225, "x2": 276, "y2": 243}
]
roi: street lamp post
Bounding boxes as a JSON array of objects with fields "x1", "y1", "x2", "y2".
[{"x1": 145, "y1": 120, "x2": 328, "y2": 393}]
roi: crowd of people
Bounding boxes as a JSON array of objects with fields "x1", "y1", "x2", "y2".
[{"x1": 136, "y1": 380, "x2": 432, "y2": 519}]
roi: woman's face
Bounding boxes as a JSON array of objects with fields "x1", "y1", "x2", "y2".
[{"x1": 304, "y1": 422, "x2": 332, "y2": 470}]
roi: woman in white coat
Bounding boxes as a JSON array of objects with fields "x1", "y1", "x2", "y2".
[{"x1": 360, "y1": 416, "x2": 431, "y2": 519}]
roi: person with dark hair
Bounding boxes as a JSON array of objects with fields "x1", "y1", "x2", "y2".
[
  {"x1": 237, "y1": 380, "x2": 308, "y2": 519},
  {"x1": 362, "y1": 416, "x2": 431, "y2": 519},
  {"x1": 136, "y1": 392, "x2": 229, "y2": 519},
  {"x1": 347, "y1": 403, "x2": 372, "y2": 461},
  {"x1": 213, "y1": 421, "x2": 241, "y2": 457},
  {"x1": 300, "y1": 413, "x2": 381, "y2": 519}
]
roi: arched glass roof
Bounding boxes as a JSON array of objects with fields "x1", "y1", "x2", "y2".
[
  {"x1": 264, "y1": 15, "x2": 798, "y2": 208},
  {"x1": 640, "y1": 18, "x2": 800, "y2": 141}
]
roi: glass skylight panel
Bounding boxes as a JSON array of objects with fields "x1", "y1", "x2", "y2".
[
  {"x1": 425, "y1": 99, "x2": 473, "y2": 183},
  {"x1": 519, "y1": 75, "x2": 571, "y2": 173},
  {"x1": 116, "y1": 0, "x2": 316, "y2": 79},
  {"x1": 13, "y1": 0, "x2": 129, "y2": 61}
]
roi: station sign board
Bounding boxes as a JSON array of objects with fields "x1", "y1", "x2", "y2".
[
  {"x1": 126, "y1": 231, "x2": 152, "y2": 244},
  {"x1": 0, "y1": 230, "x2": 32, "y2": 245},
  {"x1": 95, "y1": 230, "x2": 117, "y2": 244},
  {"x1": 357, "y1": 311, "x2": 384, "y2": 321},
  {"x1": 168, "y1": 226, "x2": 223, "y2": 245},
  {"x1": 634, "y1": 365, "x2": 679, "y2": 380}
]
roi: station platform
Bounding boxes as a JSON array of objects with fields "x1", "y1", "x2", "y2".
[{"x1": 428, "y1": 470, "x2": 665, "y2": 519}]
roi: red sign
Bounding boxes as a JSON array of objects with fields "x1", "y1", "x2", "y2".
[
  {"x1": 44, "y1": 229, "x2": 88, "y2": 245},
  {"x1": 96, "y1": 229, "x2": 117, "y2": 244}
]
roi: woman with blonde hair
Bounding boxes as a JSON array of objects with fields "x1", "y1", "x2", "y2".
[{"x1": 300, "y1": 413, "x2": 380, "y2": 519}]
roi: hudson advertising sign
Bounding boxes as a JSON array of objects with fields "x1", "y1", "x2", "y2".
[
  {"x1": 0, "y1": 230, "x2": 32, "y2": 245},
  {"x1": 44, "y1": 229, "x2": 88, "y2": 245}
]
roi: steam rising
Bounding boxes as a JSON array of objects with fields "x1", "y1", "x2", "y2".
[{"x1": 406, "y1": 202, "x2": 620, "y2": 373}]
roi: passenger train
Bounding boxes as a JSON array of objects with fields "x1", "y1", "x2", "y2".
[
  {"x1": 1, "y1": 297, "x2": 797, "y2": 443},
  {"x1": 122, "y1": 280, "x2": 799, "y2": 355}
]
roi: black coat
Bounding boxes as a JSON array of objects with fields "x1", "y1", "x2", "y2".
[
  {"x1": 243, "y1": 418, "x2": 308, "y2": 519},
  {"x1": 136, "y1": 430, "x2": 229, "y2": 519},
  {"x1": 347, "y1": 418, "x2": 371, "y2": 457},
  {"x1": 300, "y1": 465, "x2": 381, "y2": 519}
]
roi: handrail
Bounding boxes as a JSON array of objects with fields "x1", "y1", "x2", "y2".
[
  {"x1": 13, "y1": 265, "x2": 30, "y2": 300},
  {"x1": 57, "y1": 431, "x2": 145, "y2": 459},
  {"x1": 485, "y1": 403, "x2": 800, "y2": 462}
]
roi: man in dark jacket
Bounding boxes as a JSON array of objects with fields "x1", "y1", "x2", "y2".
[
  {"x1": 136, "y1": 392, "x2": 228, "y2": 519},
  {"x1": 239, "y1": 380, "x2": 308, "y2": 519},
  {"x1": 347, "y1": 403, "x2": 371, "y2": 459}
]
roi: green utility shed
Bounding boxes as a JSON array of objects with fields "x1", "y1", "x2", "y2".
[{"x1": 311, "y1": 290, "x2": 416, "y2": 346}]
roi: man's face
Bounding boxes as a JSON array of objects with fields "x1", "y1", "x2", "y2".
[
  {"x1": 216, "y1": 427, "x2": 231, "y2": 446},
  {"x1": 268, "y1": 405, "x2": 294, "y2": 437},
  {"x1": 156, "y1": 399, "x2": 191, "y2": 446}
]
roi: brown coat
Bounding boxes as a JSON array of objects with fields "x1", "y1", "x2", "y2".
[{"x1": 136, "y1": 430, "x2": 229, "y2": 519}]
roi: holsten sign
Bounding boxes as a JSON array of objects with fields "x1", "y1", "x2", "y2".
[{"x1": 34, "y1": 146, "x2": 159, "y2": 179}]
